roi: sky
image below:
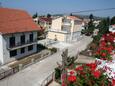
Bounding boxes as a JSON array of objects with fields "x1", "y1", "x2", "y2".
[{"x1": 0, "y1": 0, "x2": 115, "y2": 17}]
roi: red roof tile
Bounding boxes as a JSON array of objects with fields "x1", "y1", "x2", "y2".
[
  {"x1": 67, "y1": 16, "x2": 82, "y2": 20},
  {"x1": 39, "y1": 17, "x2": 52, "y2": 23},
  {"x1": 0, "y1": 8, "x2": 42, "y2": 34}
]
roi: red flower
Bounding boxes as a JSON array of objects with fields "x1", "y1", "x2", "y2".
[
  {"x1": 86, "y1": 63, "x2": 97, "y2": 71},
  {"x1": 69, "y1": 70, "x2": 75, "y2": 75},
  {"x1": 100, "y1": 41, "x2": 106, "y2": 47},
  {"x1": 68, "y1": 75, "x2": 76, "y2": 82},
  {"x1": 95, "y1": 51, "x2": 100, "y2": 55},
  {"x1": 92, "y1": 70, "x2": 101, "y2": 78},
  {"x1": 75, "y1": 66, "x2": 83, "y2": 71},
  {"x1": 101, "y1": 58, "x2": 107, "y2": 60},
  {"x1": 101, "y1": 52, "x2": 106, "y2": 57},
  {"x1": 62, "y1": 82, "x2": 66, "y2": 86},
  {"x1": 112, "y1": 79, "x2": 115, "y2": 86}
]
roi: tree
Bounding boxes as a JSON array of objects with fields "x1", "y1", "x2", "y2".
[
  {"x1": 111, "y1": 16, "x2": 115, "y2": 25},
  {"x1": 84, "y1": 14, "x2": 95, "y2": 35},
  {"x1": 32, "y1": 12, "x2": 38, "y2": 18},
  {"x1": 70, "y1": 13, "x2": 73, "y2": 16},
  {"x1": 47, "y1": 13, "x2": 51, "y2": 18},
  {"x1": 81, "y1": 14, "x2": 95, "y2": 36},
  {"x1": 98, "y1": 18, "x2": 109, "y2": 34},
  {"x1": 87, "y1": 21, "x2": 95, "y2": 34},
  {"x1": 89, "y1": 14, "x2": 94, "y2": 21}
]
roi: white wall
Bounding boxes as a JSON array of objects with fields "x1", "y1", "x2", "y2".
[
  {"x1": 2, "y1": 31, "x2": 38, "y2": 64},
  {"x1": 109, "y1": 26, "x2": 115, "y2": 33},
  {"x1": 0, "y1": 34, "x2": 4, "y2": 64},
  {"x1": 51, "y1": 17, "x2": 63, "y2": 31}
]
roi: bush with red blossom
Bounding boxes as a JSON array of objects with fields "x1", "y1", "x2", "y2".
[
  {"x1": 66, "y1": 62, "x2": 111, "y2": 86},
  {"x1": 95, "y1": 32, "x2": 115, "y2": 60}
]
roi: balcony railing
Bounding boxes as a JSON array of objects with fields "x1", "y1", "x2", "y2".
[
  {"x1": 9, "y1": 39, "x2": 38, "y2": 49},
  {"x1": 63, "y1": 22, "x2": 71, "y2": 26},
  {"x1": 61, "y1": 28, "x2": 71, "y2": 33}
]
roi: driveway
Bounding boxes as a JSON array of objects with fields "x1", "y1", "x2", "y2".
[{"x1": 0, "y1": 36, "x2": 92, "y2": 86}]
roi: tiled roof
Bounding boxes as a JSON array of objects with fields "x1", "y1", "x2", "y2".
[
  {"x1": 0, "y1": 8, "x2": 42, "y2": 34},
  {"x1": 67, "y1": 16, "x2": 82, "y2": 20},
  {"x1": 39, "y1": 17, "x2": 52, "y2": 23}
]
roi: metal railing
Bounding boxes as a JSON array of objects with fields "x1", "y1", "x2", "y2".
[
  {"x1": 41, "y1": 72, "x2": 55, "y2": 86},
  {"x1": 9, "y1": 39, "x2": 38, "y2": 49}
]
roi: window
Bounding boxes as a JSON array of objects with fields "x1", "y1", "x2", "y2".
[
  {"x1": 10, "y1": 50, "x2": 17, "y2": 57},
  {"x1": 28, "y1": 45, "x2": 33, "y2": 51},
  {"x1": 29, "y1": 33, "x2": 33, "y2": 42},
  {"x1": 21, "y1": 47, "x2": 25, "y2": 54},
  {"x1": 9, "y1": 36, "x2": 15, "y2": 47},
  {"x1": 20, "y1": 35, "x2": 25, "y2": 44}
]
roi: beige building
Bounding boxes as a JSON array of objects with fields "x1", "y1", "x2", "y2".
[{"x1": 47, "y1": 16, "x2": 84, "y2": 42}]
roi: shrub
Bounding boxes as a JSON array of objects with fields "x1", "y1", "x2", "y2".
[
  {"x1": 37, "y1": 44, "x2": 47, "y2": 51},
  {"x1": 66, "y1": 62, "x2": 111, "y2": 86},
  {"x1": 55, "y1": 68, "x2": 61, "y2": 79},
  {"x1": 94, "y1": 32, "x2": 115, "y2": 60},
  {"x1": 66, "y1": 57, "x2": 75, "y2": 66},
  {"x1": 49, "y1": 47, "x2": 57, "y2": 54}
]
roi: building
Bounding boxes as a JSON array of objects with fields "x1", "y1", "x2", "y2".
[
  {"x1": 0, "y1": 8, "x2": 42, "y2": 65},
  {"x1": 33, "y1": 17, "x2": 52, "y2": 30},
  {"x1": 93, "y1": 20, "x2": 101, "y2": 27},
  {"x1": 38, "y1": 17, "x2": 52, "y2": 30},
  {"x1": 93, "y1": 29, "x2": 99, "y2": 36},
  {"x1": 47, "y1": 16, "x2": 84, "y2": 42},
  {"x1": 109, "y1": 24, "x2": 115, "y2": 33}
]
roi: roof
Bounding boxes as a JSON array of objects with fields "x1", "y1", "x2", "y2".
[
  {"x1": 0, "y1": 8, "x2": 42, "y2": 34},
  {"x1": 39, "y1": 17, "x2": 52, "y2": 23},
  {"x1": 67, "y1": 16, "x2": 82, "y2": 20}
]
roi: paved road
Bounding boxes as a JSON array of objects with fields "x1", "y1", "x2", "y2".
[{"x1": 0, "y1": 36, "x2": 92, "y2": 86}]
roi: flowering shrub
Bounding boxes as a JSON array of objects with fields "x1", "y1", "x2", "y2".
[
  {"x1": 61, "y1": 32, "x2": 115, "y2": 86},
  {"x1": 95, "y1": 32, "x2": 115, "y2": 60},
  {"x1": 96, "y1": 59, "x2": 115, "y2": 83},
  {"x1": 66, "y1": 62, "x2": 111, "y2": 86}
]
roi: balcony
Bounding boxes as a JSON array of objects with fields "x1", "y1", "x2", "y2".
[
  {"x1": 62, "y1": 19, "x2": 71, "y2": 26},
  {"x1": 61, "y1": 28, "x2": 71, "y2": 33},
  {"x1": 8, "y1": 39, "x2": 38, "y2": 50},
  {"x1": 63, "y1": 22, "x2": 71, "y2": 26}
]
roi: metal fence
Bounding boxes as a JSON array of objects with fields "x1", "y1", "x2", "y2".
[{"x1": 41, "y1": 72, "x2": 55, "y2": 86}]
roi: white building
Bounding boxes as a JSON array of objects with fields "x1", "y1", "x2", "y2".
[
  {"x1": 0, "y1": 8, "x2": 42, "y2": 65},
  {"x1": 93, "y1": 20, "x2": 101, "y2": 27},
  {"x1": 47, "y1": 16, "x2": 84, "y2": 42},
  {"x1": 109, "y1": 24, "x2": 115, "y2": 33}
]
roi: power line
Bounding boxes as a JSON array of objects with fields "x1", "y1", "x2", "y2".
[
  {"x1": 70, "y1": 8, "x2": 115, "y2": 14},
  {"x1": 0, "y1": 7, "x2": 115, "y2": 24}
]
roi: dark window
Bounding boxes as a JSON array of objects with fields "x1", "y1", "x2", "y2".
[
  {"x1": 28, "y1": 45, "x2": 33, "y2": 51},
  {"x1": 9, "y1": 36, "x2": 15, "y2": 47},
  {"x1": 21, "y1": 35, "x2": 25, "y2": 44},
  {"x1": 29, "y1": 33, "x2": 33, "y2": 42},
  {"x1": 10, "y1": 50, "x2": 17, "y2": 57},
  {"x1": 21, "y1": 47, "x2": 25, "y2": 54}
]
